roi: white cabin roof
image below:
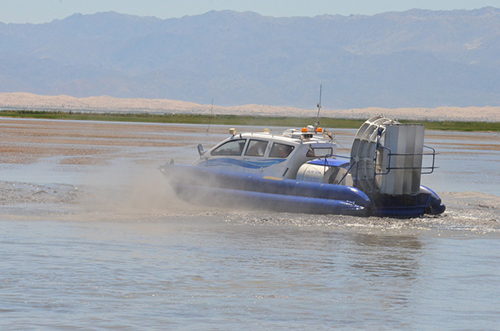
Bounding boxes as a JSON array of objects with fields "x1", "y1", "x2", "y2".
[{"x1": 232, "y1": 128, "x2": 334, "y2": 146}]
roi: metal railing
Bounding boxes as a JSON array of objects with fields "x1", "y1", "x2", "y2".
[{"x1": 374, "y1": 145, "x2": 438, "y2": 176}]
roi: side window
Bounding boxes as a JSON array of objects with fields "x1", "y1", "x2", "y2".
[
  {"x1": 245, "y1": 140, "x2": 268, "y2": 157},
  {"x1": 269, "y1": 143, "x2": 294, "y2": 158},
  {"x1": 211, "y1": 139, "x2": 246, "y2": 156},
  {"x1": 306, "y1": 147, "x2": 333, "y2": 157}
]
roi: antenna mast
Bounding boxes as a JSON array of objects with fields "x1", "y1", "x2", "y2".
[
  {"x1": 207, "y1": 98, "x2": 214, "y2": 134},
  {"x1": 314, "y1": 85, "x2": 322, "y2": 130}
]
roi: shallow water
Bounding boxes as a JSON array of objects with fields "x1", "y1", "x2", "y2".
[
  {"x1": 0, "y1": 119, "x2": 499, "y2": 330},
  {"x1": 1, "y1": 215, "x2": 500, "y2": 330}
]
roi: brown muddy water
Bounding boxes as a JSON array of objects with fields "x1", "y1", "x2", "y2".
[{"x1": 0, "y1": 118, "x2": 499, "y2": 330}]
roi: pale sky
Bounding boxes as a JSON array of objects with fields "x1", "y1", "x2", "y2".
[{"x1": 1, "y1": 0, "x2": 500, "y2": 24}]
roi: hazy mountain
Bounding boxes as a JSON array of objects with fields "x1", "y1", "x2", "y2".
[{"x1": 1, "y1": 8, "x2": 499, "y2": 109}]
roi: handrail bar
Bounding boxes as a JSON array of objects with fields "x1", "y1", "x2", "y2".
[
  {"x1": 375, "y1": 145, "x2": 438, "y2": 176},
  {"x1": 316, "y1": 154, "x2": 358, "y2": 185}
]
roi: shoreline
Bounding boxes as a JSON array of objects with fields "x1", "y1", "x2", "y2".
[
  {"x1": 1, "y1": 92, "x2": 500, "y2": 124},
  {"x1": 1, "y1": 110, "x2": 499, "y2": 132}
]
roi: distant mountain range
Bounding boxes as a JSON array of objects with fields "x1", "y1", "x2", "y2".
[{"x1": 1, "y1": 8, "x2": 499, "y2": 109}]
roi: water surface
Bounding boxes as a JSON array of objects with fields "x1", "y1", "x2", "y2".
[{"x1": 0, "y1": 119, "x2": 499, "y2": 330}]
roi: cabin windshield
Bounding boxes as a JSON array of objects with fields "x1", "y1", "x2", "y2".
[{"x1": 211, "y1": 139, "x2": 247, "y2": 156}]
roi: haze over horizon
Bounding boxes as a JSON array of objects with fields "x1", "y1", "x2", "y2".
[
  {"x1": 1, "y1": 0, "x2": 500, "y2": 24},
  {"x1": 1, "y1": 6, "x2": 500, "y2": 109}
]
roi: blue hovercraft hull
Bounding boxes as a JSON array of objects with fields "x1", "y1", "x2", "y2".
[
  {"x1": 159, "y1": 164, "x2": 445, "y2": 218},
  {"x1": 161, "y1": 164, "x2": 370, "y2": 216}
]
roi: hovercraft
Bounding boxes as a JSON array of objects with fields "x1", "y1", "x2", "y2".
[{"x1": 159, "y1": 116, "x2": 445, "y2": 217}]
